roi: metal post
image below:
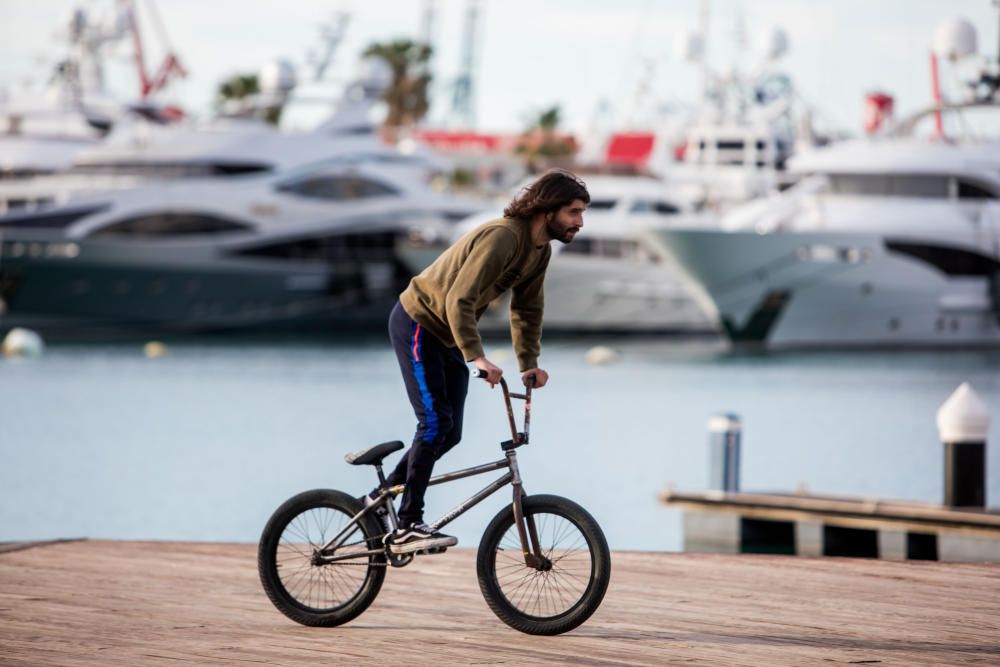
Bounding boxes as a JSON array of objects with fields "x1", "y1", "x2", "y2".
[
  {"x1": 937, "y1": 383, "x2": 991, "y2": 508},
  {"x1": 707, "y1": 413, "x2": 741, "y2": 492}
]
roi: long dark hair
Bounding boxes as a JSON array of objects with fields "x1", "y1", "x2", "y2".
[{"x1": 503, "y1": 169, "x2": 590, "y2": 219}]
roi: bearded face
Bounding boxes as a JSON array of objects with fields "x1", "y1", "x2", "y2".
[{"x1": 545, "y1": 199, "x2": 586, "y2": 244}]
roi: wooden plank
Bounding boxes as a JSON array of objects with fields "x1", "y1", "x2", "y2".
[
  {"x1": 661, "y1": 489, "x2": 1000, "y2": 536},
  {"x1": 0, "y1": 540, "x2": 998, "y2": 665}
]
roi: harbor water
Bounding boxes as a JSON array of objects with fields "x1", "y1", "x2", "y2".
[{"x1": 2, "y1": 336, "x2": 999, "y2": 551}]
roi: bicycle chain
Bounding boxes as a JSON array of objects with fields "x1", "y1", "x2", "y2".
[{"x1": 311, "y1": 554, "x2": 413, "y2": 568}]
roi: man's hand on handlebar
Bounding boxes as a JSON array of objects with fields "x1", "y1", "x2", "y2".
[
  {"x1": 522, "y1": 368, "x2": 548, "y2": 389},
  {"x1": 472, "y1": 356, "x2": 503, "y2": 387}
]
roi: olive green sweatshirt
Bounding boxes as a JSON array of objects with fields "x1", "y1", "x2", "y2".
[{"x1": 399, "y1": 217, "x2": 551, "y2": 371}]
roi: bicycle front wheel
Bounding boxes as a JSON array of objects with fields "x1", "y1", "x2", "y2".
[
  {"x1": 258, "y1": 489, "x2": 386, "y2": 627},
  {"x1": 477, "y1": 494, "x2": 611, "y2": 635}
]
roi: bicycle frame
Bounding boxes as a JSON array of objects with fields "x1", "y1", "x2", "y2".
[{"x1": 317, "y1": 377, "x2": 545, "y2": 569}]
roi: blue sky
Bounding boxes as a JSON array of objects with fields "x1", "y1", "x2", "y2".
[{"x1": 1, "y1": 0, "x2": 997, "y2": 135}]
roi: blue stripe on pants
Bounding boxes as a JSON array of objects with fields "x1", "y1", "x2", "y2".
[{"x1": 411, "y1": 323, "x2": 439, "y2": 443}]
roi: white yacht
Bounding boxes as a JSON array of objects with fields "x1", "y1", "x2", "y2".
[
  {"x1": 0, "y1": 161, "x2": 479, "y2": 335},
  {"x1": 645, "y1": 102, "x2": 1000, "y2": 348},
  {"x1": 400, "y1": 174, "x2": 719, "y2": 333},
  {"x1": 0, "y1": 68, "x2": 449, "y2": 216},
  {"x1": 1, "y1": 1, "x2": 185, "y2": 184}
]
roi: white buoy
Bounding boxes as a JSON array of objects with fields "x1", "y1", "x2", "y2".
[
  {"x1": 143, "y1": 341, "x2": 169, "y2": 359},
  {"x1": 584, "y1": 345, "x2": 621, "y2": 365},
  {"x1": 2, "y1": 327, "x2": 45, "y2": 358}
]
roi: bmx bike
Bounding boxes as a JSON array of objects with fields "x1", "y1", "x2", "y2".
[{"x1": 258, "y1": 371, "x2": 611, "y2": 635}]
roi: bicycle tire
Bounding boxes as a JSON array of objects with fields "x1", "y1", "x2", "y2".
[
  {"x1": 258, "y1": 489, "x2": 386, "y2": 627},
  {"x1": 476, "y1": 494, "x2": 611, "y2": 635}
]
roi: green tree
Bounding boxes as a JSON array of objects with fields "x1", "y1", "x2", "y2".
[
  {"x1": 216, "y1": 74, "x2": 282, "y2": 125},
  {"x1": 536, "y1": 106, "x2": 561, "y2": 132},
  {"x1": 362, "y1": 39, "x2": 433, "y2": 129},
  {"x1": 217, "y1": 74, "x2": 259, "y2": 102},
  {"x1": 518, "y1": 105, "x2": 576, "y2": 163}
]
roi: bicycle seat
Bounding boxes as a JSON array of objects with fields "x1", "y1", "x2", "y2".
[{"x1": 345, "y1": 440, "x2": 405, "y2": 466}]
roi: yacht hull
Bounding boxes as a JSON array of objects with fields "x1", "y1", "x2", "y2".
[
  {"x1": 646, "y1": 228, "x2": 1000, "y2": 348},
  {"x1": 0, "y1": 239, "x2": 405, "y2": 336}
]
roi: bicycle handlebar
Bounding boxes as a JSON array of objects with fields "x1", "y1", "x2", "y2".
[{"x1": 471, "y1": 368, "x2": 536, "y2": 387}]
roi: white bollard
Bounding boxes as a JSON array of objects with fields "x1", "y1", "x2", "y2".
[{"x1": 936, "y1": 382, "x2": 991, "y2": 507}]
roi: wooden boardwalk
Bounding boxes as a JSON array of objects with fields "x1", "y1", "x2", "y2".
[{"x1": 1, "y1": 540, "x2": 998, "y2": 666}]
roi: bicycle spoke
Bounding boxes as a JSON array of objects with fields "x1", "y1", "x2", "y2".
[
  {"x1": 274, "y1": 504, "x2": 370, "y2": 612},
  {"x1": 491, "y1": 508, "x2": 594, "y2": 620}
]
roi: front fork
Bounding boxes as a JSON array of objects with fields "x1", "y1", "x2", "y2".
[{"x1": 508, "y1": 450, "x2": 547, "y2": 570}]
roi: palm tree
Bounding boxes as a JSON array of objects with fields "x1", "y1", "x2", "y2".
[
  {"x1": 517, "y1": 105, "x2": 576, "y2": 167},
  {"x1": 536, "y1": 106, "x2": 561, "y2": 132},
  {"x1": 217, "y1": 74, "x2": 259, "y2": 103},
  {"x1": 216, "y1": 74, "x2": 283, "y2": 125},
  {"x1": 362, "y1": 39, "x2": 433, "y2": 129}
]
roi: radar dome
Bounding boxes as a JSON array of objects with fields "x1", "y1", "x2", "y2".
[{"x1": 933, "y1": 17, "x2": 978, "y2": 61}]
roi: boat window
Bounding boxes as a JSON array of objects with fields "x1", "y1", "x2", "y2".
[
  {"x1": 598, "y1": 239, "x2": 626, "y2": 258},
  {"x1": 234, "y1": 231, "x2": 399, "y2": 262},
  {"x1": 630, "y1": 200, "x2": 680, "y2": 215},
  {"x1": 560, "y1": 238, "x2": 594, "y2": 256},
  {"x1": 560, "y1": 237, "x2": 643, "y2": 259},
  {"x1": 90, "y1": 213, "x2": 252, "y2": 238},
  {"x1": 957, "y1": 179, "x2": 997, "y2": 200},
  {"x1": 276, "y1": 175, "x2": 399, "y2": 200},
  {"x1": 0, "y1": 168, "x2": 57, "y2": 180},
  {"x1": 3, "y1": 196, "x2": 56, "y2": 212},
  {"x1": 886, "y1": 241, "x2": 1000, "y2": 276},
  {"x1": 586, "y1": 199, "x2": 617, "y2": 210},
  {"x1": 827, "y1": 174, "x2": 950, "y2": 198},
  {"x1": 0, "y1": 203, "x2": 110, "y2": 229},
  {"x1": 71, "y1": 162, "x2": 272, "y2": 177}
]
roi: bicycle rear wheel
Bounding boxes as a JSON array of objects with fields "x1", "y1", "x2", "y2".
[
  {"x1": 477, "y1": 494, "x2": 611, "y2": 635},
  {"x1": 258, "y1": 489, "x2": 386, "y2": 627}
]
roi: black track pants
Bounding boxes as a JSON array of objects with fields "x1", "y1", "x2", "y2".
[{"x1": 384, "y1": 301, "x2": 470, "y2": 526}]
